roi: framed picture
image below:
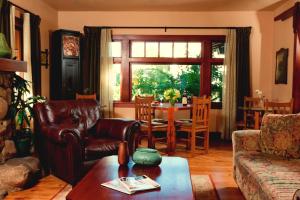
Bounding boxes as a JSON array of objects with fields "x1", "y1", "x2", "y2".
[
  {"x1": 41, "y1": 49, "x2": 49, "y2": 69},
  {"x1": 275, "y1": 48, "x2": 288, "y2": 84},
  {"x1": 62, "y1": 35, "x2": 80, "y2": 57}
]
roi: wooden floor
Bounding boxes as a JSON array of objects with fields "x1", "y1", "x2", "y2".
[
  {"x1": 5, "y1": 141, "x2": 244, "y2": 200},
  {"x1": 5, "y1": 175, "x2": 70, "y2": 200},
  {"x1": 155, "y1": 140, "x2": 245, "y2": 200}
]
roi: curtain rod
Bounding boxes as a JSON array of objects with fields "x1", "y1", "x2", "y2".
[
  {"x1": 8, "y1": 1, "x2": 35, "y2": 16},
  {"x1": 85, "y1": 26, "x2": 252, "y2": 30}
]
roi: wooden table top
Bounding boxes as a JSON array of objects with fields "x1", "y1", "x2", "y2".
[
  {"x1": 238, "y1": 106, "x2": 272, "y2": 112},
  {"x1": 67, "y1": 156, "x2": 194, "y2": 200},
  {"x1": 151, "y1": 103, "x2": 192, "y2": 111}
]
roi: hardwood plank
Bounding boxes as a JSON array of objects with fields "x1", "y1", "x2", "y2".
[{"x1": 5, "y1": 175, "x2": 69, "y2": 200}]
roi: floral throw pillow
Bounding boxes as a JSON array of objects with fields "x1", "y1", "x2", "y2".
[{"x1": 260, "y1": 113, "x2": 300, "y2": 159}]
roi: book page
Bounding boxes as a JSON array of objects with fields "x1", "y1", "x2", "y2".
[
  {"x1": 101, "y1": 179, "x2": 132, "y2": 194},
  {"x1": 119, "y1": 175, "x2": 160, "y2": 192}
]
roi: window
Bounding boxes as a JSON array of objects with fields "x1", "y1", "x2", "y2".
[
  {"x1": 131, "y1": 64, "x2": 200, "y2": 100},
  {"x1": 112, "y1": 35, "x2": 225, "y2": 108},
  {"x1": 211, "y1": 64, "x2": 224, "y2": 103}
]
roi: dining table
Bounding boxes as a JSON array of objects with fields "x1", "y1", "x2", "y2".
[
  {"x1": 151, "y1": 103, "x2": 192, "y2": 155},
  {"x1": 238, "y1": 106, "x2": 272, "y2": 129}
]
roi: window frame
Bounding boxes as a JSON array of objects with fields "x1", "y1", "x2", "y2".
[
  {"x1": 112, "y1": 35, "x2": 225, "y2": 109},
  {"x1": 15, "y1": 16, "x2": 24, "y2": 61}
]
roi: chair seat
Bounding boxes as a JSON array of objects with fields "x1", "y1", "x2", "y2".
[
  {"x1": 84, "y1": 136, "x2": 121, "y2": 161},
  {"x1": 152, "y1": 118, "x2": 168, "y2": 124},
  {"x1": 175, "y1": 119, "x2": 192, "y2": 124},
  {"x1": 178, "y1": 124, "x2": 208, "y2": 131},
  {"x1": 140, "y1": 120, "x2": 168, "y2": 131}
]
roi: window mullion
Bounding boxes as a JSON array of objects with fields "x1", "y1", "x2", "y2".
[
  {"x1": 201, "y1": 40, "x2": 212, "y2": 96},
  {"x1": 120, "y1": 39, "x2": 130, "y2": 102}
]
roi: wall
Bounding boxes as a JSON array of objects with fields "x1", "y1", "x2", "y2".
[
  {"x1": 9, "y1": 0, "x2": 58, "y2": 98},
  {"x1": 57, "y1": 11, "x2": 275, "y2": 97},
  {"x1": 272, "y1": 0, "x2": 295, "y2": 102},
  {"x1": 57, "y1": 11, "x2": 275, "y2": 132}
]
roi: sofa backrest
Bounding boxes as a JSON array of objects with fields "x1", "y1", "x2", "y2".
[
  {"x1": 34, "y1": 100, "x2": 101, "y2": 130},
  {"x1": 260, "y1": 113, "x2": 300, "y2": 159}
]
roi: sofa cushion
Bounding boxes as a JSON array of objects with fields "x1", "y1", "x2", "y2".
[
  {"x1": 260, "y1": 114, "x2": 300, "y2": 159},
  {"x1": 235, "y1": 152, "x2": 300, "y2": 200},
  {"x1": 84, "y1": 136, "x2": 121, "y2": 161}
]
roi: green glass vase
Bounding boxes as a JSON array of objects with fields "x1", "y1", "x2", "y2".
[{"x1": 0, "y1": 33, "x2": 12, "y2": 58}]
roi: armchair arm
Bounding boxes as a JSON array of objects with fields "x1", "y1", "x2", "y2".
[
  {"x1": 39, "y1": 124, "x2": 85, "y2": 185},
  {"x1": 232, "y1": 130, "x2": 261, "y2": 155},
  {"x1": 41, "y1": 124, "x2": 82, "y2": 144},
  {"x1": 94, "y1": 118, "x2": 140, "y2": 154}
]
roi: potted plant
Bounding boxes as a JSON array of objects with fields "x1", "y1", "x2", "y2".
[{"x1": 8, "y1": 73, "x2": 45, "y2": 156}]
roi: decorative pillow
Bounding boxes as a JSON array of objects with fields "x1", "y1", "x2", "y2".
[{"x1": 259, "y1": 113, "x2": 300, "y2": 159}]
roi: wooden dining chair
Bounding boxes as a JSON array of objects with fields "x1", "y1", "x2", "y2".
[
  {"x1": 236, "y1": 97, "x2": 261, "y2": 129},
  {"x1": 176, "y1": 96, "x2": 211, "y2": 154},
  {"x1": 76, "y1": 93, "x2": 97, "y2": 100},
  {"x1": 265, "y1": 99, "x2": 293, "y2": 114},
  {"x1": 135, "y1": 95, "x2": 168, "y2": 148}
]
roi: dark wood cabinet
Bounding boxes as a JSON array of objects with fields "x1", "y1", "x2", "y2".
[{"x1": 50, "y1": 29, "x2": 81, "y2": 100}]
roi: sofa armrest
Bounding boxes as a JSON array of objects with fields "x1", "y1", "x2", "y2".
[{"x1": 232, "y1": 130, "x2": 261, "y2": 155}]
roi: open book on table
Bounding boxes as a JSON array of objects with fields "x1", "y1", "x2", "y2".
[{"x1": 101, "y1": 175, "x2": 160, "y2": 194}]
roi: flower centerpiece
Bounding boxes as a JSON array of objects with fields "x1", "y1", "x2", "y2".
[
  {"x1": 163, "y1": 88, "x2": 181, "y2": 106},
  {"x1": 255, "y1": 89, "x2": 265, "y2": 107}
]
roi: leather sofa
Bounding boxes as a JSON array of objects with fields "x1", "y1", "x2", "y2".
[{"x1": 33, "y1": 100, "x2": 140, "y2": 185}]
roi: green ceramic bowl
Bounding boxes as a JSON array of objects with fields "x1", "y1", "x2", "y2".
[{"x1": 132, "y1": 148, "x2": 162, "y2": 166}]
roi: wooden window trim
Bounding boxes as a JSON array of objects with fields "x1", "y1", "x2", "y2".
[
  {"x1": 113, "y1": 35, "x2": 225, "y2": 109},
  {"x1": 15, "y1": 16, "x2": 24, "y2": 61}
]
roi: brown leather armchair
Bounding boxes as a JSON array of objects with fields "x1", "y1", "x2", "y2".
[{"x1": 33, "y1": 100, "x2": 140, "y2": 185}]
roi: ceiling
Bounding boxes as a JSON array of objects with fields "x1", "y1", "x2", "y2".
[{"x1": 43, "y1": 0, "x2": 288, "y2": 11}]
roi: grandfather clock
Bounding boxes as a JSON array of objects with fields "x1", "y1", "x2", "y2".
[{"x1": 50, "y1": 29, "x2": 81, "y2": 100}]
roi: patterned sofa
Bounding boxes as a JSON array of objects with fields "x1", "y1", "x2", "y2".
[{"x1": 232, "y1": 114, "x2": 300, "y2": 200}]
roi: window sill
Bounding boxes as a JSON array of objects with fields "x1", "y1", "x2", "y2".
[{"x1": 113, "y1": 101, "x2": 222, "y2": 109}]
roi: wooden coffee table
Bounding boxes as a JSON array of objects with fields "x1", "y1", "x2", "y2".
[{"x1": 66, "y1": 156, "x2": 194, "y2": 200}]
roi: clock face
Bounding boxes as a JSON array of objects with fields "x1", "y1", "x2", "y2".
[{"x1": 63, "y1": 35, "x2": 79, "y2": 57}]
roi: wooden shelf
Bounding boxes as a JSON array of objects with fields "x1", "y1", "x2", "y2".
[{"x1": 0, "y1": 58, "x2": 27, "y2": 72}]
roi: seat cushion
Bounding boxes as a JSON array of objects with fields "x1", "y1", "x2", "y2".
[
  {"x1": 260, "y1": 114, "x2": 300, "y2": 159},
  {"x1": 235, "y1": 152, "x2": 300, "y2": 200},
  {"x1": 84, "y1": 137, "x2": 121, "y2": 161}
]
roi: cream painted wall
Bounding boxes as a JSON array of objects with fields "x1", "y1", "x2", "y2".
[
  {"x1": 272, "y1": 0, "x2": 295, "y2": 102},
  {"x1": 57, "y1": 11, "x2": 274, "y2": 100},
  {"x1": 57, "y1": 11, "x2": 275, "y2": 132},
  {"x1": 9, "y1": 0, "x2": 58, "y2": 98}
]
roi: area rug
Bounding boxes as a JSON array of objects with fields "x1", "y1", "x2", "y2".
[{"x1": 192, "y1": 175, "x2": 219, "y2": 200}]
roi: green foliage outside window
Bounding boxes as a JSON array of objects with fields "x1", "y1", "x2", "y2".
[
  {"x1": 131, "y1": 64, "x2": 224, "y2": 103},
  {"x1": 132, "y1": 65, "x2": 200, "y2": 101},
  {"x1": 211, "y1": 65, "x2": 224, "y2": 102}
]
